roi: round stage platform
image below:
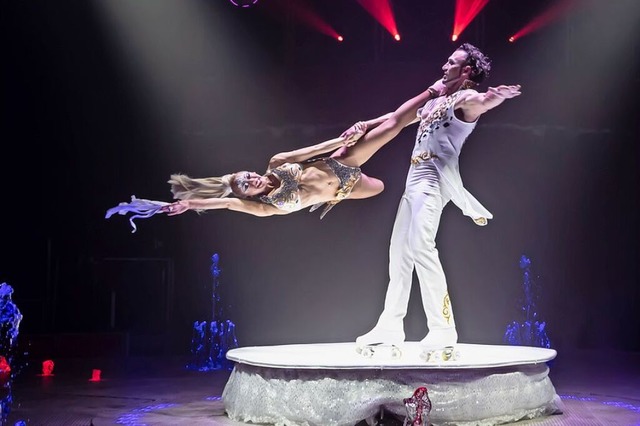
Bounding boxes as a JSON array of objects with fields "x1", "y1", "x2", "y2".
[
  {"x1": 223, "y1": 342, "x2": 562, "y2": 425},
  {"x1": 226, "y1": 342, "x2": 556, "y2": 370}
]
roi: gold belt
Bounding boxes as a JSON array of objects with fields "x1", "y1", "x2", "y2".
[{"x1": 410, "y1": 152, "x2": 437, "y2": 165}]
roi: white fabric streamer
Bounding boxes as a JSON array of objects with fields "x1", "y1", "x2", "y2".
[{"x1": 105, "y1": 196, "x2": 169, "y2": 233}]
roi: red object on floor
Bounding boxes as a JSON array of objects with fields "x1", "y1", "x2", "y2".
[
  {"x1": 89, "y1": 369, "x2": 102, "y2": 382},
  {"x1": 42, "y1": 360, "x2": 54, "y2": 377},
  {"x1": 0, "y1": 356, "x2": 11, "y2": 385}
]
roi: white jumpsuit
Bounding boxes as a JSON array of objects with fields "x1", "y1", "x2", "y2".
[{"x1": 360, "y1": 90, "x2": 493, "y2": 346}]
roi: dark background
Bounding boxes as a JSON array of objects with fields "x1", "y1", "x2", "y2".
[{"x1": 1, "y1": 0, "x2": 638, "y2": 357}]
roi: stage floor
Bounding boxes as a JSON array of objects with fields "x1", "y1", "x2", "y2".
[{"x1": 6, "y1": 349, "x2": 640, "y2": 425}]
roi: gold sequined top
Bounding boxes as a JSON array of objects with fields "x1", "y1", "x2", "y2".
[
  {"x1": 259, "y1": 163, "x2": 303, "y2": 211},
  {"x1": 259, "y1": 159, "x2": 362, "y2": 218}
]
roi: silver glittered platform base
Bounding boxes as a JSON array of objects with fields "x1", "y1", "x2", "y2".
[{"x1": 223, "y1": 342, "x2": 562, "y2": 426}]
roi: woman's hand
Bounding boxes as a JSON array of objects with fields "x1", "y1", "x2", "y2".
[
  {"x1": 340, "y1": 121, "x2": 368, "y2": 147},
  {"x1": 162, "y1": 200, "x2": 190, "y2": 216},
  {"x1": 428, "y1": 79, "x2": 448, "y2": 96}
]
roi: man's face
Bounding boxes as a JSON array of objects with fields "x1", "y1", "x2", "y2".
[{"x1": 441, "y1": 50, "x2": 470, "y2": 84}]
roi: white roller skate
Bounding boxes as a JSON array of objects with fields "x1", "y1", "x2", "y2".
[
  {"x1": 419, "y1": 328, "x2": 460, "y2": 362},
  {"x1": 355, "y1": 327, "x2": 405, "y2": 359}
]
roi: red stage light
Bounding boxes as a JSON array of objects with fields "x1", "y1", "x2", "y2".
[
  {"x1": 510, "y1": 0, "x2": 579, "y2": 42},
  {"x1": 89, "y1": 369, "x2": 102, "y2": 382},
  {"x1": 274, "y1": 0, "x2": 341, "y2": 41},
  {"x1": 0, "y1": 357, "x2": 11, "y2": 385},
  {"x1": 356, "y1": 0, "x2": 399, "y2": 39},
  {"x1": 337, "y1": 35, "x2": 344, "y2": 42},
  {"x1": 41, "y1": 359, "x2": 55, "y2": 377},
  {"x1": 452, "y1": 0, "x2": 489, "y2": 41},
  {"x1": 508, "y1": 36, "x2": 515, "y2": 43},
  {"x1": 394, "y1": 34, "x2": 401, "y2": 41}
]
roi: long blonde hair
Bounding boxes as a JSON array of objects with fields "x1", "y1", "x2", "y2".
[{"x1": 168, "y1": 173, "x2": 234, "y2": 200}]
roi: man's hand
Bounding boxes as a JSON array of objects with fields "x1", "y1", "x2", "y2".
[
  {"x1": 487, "y1": 84, "x2": 521, "y2": 99},
  {"x1": 161, "y1": 200, "x2": 190, "y2": 216},
  {"x1": 340, "y1": 121, "x2": 368, "y2": 146}
]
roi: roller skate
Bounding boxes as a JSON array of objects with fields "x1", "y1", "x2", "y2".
[
  {"x1": 355, "y1": 327, "x2": 405, "y2": 359},
  {"x1": 419, "y1": 328, "x2": 460, "y2": 363}
]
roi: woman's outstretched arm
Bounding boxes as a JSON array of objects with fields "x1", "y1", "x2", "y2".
[{"x1": 163, "y1": 198, "x2": 290, "y2": 217}]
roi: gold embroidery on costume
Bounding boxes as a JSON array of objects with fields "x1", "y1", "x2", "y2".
[
  {"x1": 473, "y1": 217, "x2": 488, "y2": 226},
  {"x1": 443, "y1": 293, "x2": 451, "y2": 324},
  {"x1": 410, "y1": 152, "x2": 438, "y2": 165},
  {"x1": 417, "y1": 91, "x2": 465, "y2": 137}
]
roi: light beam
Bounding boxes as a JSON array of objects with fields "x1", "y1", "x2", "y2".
[
  {"x1": 356, "y1": 0, "x2": 399, "y2": 40},
  {"x1": 452, "y1": 0, "x2": 489, "y2": 41}
]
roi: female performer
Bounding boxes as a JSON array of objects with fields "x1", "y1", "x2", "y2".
[{"x1": 107, "y1": 78, "x2": 461, "y2": 231}]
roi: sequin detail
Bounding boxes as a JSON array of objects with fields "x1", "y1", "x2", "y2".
[
  {"x1": 258, "y1": 163, "x2": 302, "y2": 211},
  {"x1": 259, "y1": 159, "x2": 361, "y2": 217},
  {"x1": 417, "y1": 91, "x2": 465, "y2": 138},
  {"x1": 309, "y1": 158, "x2": 361, "y2": 219}
]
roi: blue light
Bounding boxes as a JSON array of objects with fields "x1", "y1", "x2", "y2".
[
  {"x1": 560, "y1": 394, "x2": 640, "y2": 415},
  {"x1": 116, "y1": 403, "x2": 179, "y2": 425},
  {"x1": 503, "y1": 256, "x2": 551, "y2": 348},
  {"x1": 187, "y1": 254, "x2": 238, "y2": 371}
]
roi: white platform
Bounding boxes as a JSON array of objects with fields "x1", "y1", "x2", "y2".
[
  {"x1": 223, "y1": 342, "x2": 562, "y2": 426},
  {"x1": 226, "y1": 342, "x2": 557, "y2": 370}
]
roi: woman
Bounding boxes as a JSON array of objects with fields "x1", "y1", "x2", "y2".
[{"x1": 108, "y1": 79, "x2": 455, "y2": 230}]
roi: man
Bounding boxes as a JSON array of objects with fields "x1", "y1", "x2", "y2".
[{"x1": 343, "y1": 43, "x2": 521, "y2": 353}]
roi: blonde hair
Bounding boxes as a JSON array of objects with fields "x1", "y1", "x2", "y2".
[{"x1": 168, "y1": 173, "x2": 234, "y2": 200}]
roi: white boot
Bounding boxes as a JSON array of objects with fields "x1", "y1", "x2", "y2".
[
  {"x1": 419, "y1": 328, "x2": 458, "y2": 350},
  {"x1": 356, "y1": 324, "x2": 405, "y2": 347}
]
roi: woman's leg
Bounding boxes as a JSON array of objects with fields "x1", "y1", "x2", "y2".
[
  {"x1": 331, "y1": 86, "x2": 433, "y2": 167},
  {"x1": 348, "y1": 173, "x2": 384, "y2": 200}
]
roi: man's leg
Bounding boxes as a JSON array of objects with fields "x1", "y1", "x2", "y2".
[
  {"x1": 356, "y1": 194, "x2": 415, "y2": 345},
  {"x1": 411, "y1": 190, "x2": 458, "y2": 348}
]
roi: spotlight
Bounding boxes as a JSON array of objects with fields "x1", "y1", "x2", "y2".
[
  {"x1": 356, "y1": 0, "x2": 400, "y2": 41},
  {"x1": 229, "y1": 0, "x2": 258, "y2": 8},
  {"x1": 509, "y1": 36, "x2": 515, "y2": 43},
  {"x1": 452, "y1": 34, "x2": 459, "y2": 42},
  {"x1": 452, "y1": 0, "x2": 489, "y2": 41},
  {"x1": 509, "y1": 0, "x2": 579, "y2": 42},
  {"x1": 280, "y1": 0, "x2": 342, "y2": 41}
]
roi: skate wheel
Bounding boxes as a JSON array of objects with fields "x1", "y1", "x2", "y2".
[
  {"x1": 424, "y1": 350, "x2": 442, "y2": 362},
  {"x1": 361, "y1": 347, "x2": 374, "y2": 358},
  {"x1": 390, "y1": 347, "x2": 402, "y2": 359},
  {"x1": 421, "y1": 350, "x2": 433, "y2": 362},
  {"x1": 442, "y1": 346, "x2": 454, "y2": 361}
]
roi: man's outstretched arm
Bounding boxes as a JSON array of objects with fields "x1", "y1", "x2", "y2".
[{"x1": 458, "y1": 84, "x2": 522, "y2": 122}]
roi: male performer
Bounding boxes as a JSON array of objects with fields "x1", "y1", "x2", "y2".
[{"x1": 344, "y1": 43, "x2": 521, "y2": 352}]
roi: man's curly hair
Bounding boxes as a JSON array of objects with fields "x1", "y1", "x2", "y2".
[{"x1": 458, "y1": 43, "x2": 491, "y2": 84}]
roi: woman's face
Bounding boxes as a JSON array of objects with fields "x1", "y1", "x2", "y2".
[{"x1": 232, "y1": 171, "x2": 270, "y2": 197}]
